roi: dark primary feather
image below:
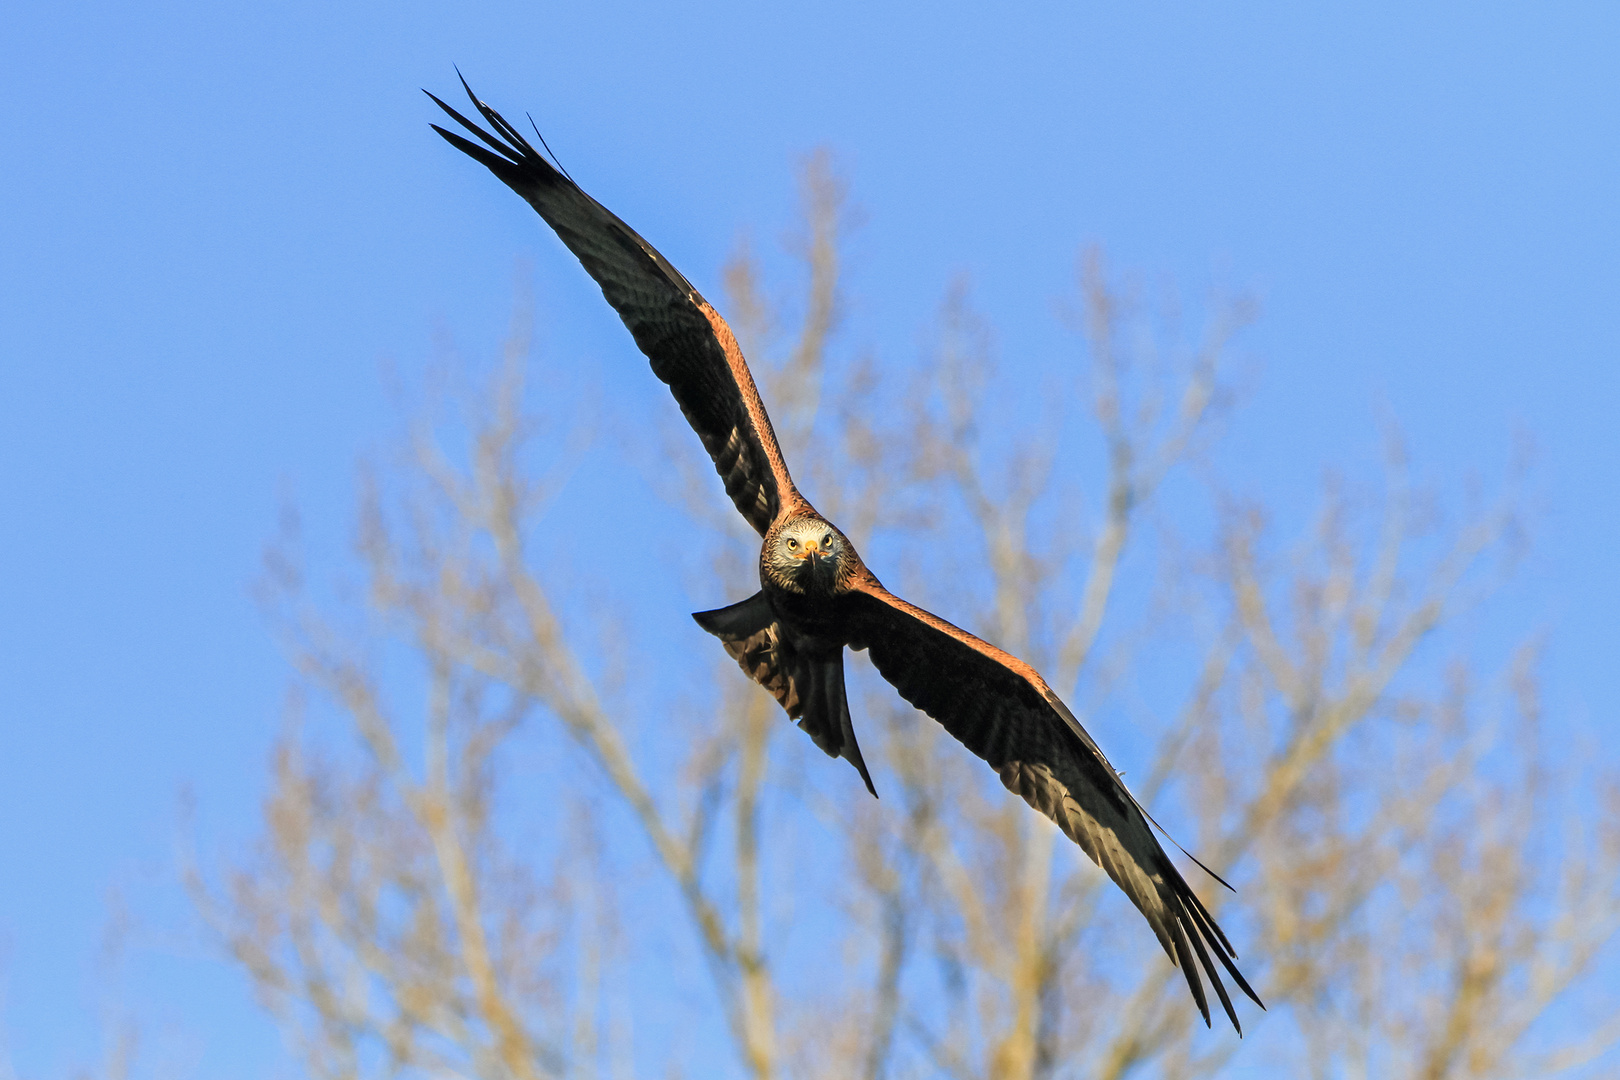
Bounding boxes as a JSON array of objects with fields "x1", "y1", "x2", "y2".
[
  {"x1": 427, "y1": 77, "x2": 798, "y2": 536},
  {"x1": 844, "y1": 581, "x2": 1264, "y2": 1031}
]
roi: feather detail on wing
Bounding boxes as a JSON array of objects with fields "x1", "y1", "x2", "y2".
[
  {"x1": 427, "y1": 76, "x2": 799, "y2": 535},
  {"x1": 843, "y1": 578, "x2": 1265, "y2": 1031}
]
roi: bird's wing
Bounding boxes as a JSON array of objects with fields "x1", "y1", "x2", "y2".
[
  {"x1": 428, "y1": 77, "x2": 798, "y2": 536},
  {"x1": 843, "y1": 578, "x2": 1264, "y2": 1031}
]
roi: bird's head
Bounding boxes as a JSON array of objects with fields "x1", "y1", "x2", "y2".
[{"x1": 765, "y1": 517, "x2": 848, "y2": 594}]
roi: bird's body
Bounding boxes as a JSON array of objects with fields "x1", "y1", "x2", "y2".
[
  {"x1": 429, "y1": 76, "x2": 1264, "y2": 1032},
  {"x1": 702, "y1": 511, "x2": 877, "y2": 794}
]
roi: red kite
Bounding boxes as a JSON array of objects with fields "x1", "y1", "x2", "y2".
[{"x1": 429, "y1": 77, "x2": 1263, "y2": 1032}]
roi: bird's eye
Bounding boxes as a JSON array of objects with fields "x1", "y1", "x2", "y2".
[
  {"x1": 786, "y1": 538, "x2": 797, "y2": 549},
  {"x1": 822, "y1": 534, "x2": 833, "y2": 548}
]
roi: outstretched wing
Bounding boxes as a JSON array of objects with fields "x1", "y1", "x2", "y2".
[
  {"x1": 843, "y1": 579, "x2": 1265, "y2": 1032},
  {"x1": 427, "y1": 76, "x2": 798, "y2": 536}
]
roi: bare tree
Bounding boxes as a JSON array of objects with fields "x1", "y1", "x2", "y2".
[{"x1": 194, "y1": 157, "x2": 1620, "y2": 1080}]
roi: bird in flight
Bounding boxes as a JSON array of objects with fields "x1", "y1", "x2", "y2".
[{"x1": 428, "y1": 75, "x2": 1263, "y2": 1032}]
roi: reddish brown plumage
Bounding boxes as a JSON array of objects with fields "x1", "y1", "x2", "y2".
[{"x1": 430, "y1": 77, "x2": 1263, "y2": 1032}]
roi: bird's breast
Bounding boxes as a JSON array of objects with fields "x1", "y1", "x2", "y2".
[{"x1": 763, "y1": 580, "x2": 850, "y2": 653}]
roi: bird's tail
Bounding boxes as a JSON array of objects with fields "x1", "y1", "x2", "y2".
[
  {"x1": 694, "y1": 594, "x2": 877, "y2": 798},
  {"x1": 797, "y1": 652, "x2": 877, "y2": 798}
]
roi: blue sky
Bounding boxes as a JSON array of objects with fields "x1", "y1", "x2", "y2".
[{"x1": 1, "y1": 1, "x2": 1616, "y2": 1074}]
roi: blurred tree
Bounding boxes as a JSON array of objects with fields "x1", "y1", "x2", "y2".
[{"x1": 192, "y1": 156, "x2": 1620, "y2": 1080}]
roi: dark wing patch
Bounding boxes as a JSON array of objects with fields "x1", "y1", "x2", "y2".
[
  {"x1": 428, "y1": 77, "x2": 798, "y2": 536},
  {"x1": 842, "y1": 579, "x2": 1264, "y2": 1031}
]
